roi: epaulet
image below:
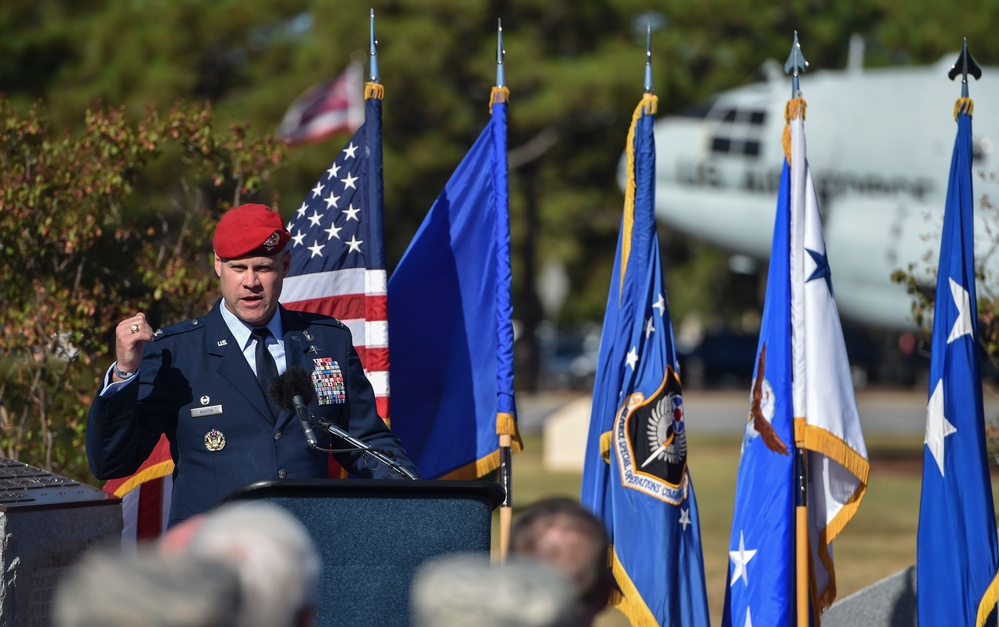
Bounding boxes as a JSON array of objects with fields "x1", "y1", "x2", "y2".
[
  {"x1": 287, "y1": 309, "x2": 347, "y2": 330},
  {"x1": 153, "y1": 315, "x2": 208, "y2": 341}
]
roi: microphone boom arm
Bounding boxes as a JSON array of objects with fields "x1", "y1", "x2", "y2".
[{"x1": 312, "y1": 417, "x2": 419, "y2": 480}]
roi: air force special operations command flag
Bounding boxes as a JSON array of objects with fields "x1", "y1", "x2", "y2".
[{"x1": 580, "y1": 91, "x2": 711, "y2": 626}]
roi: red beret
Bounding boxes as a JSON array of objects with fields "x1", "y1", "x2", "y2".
[{"x1": 213, "y1": 204, "x2": 291, "y2": 259}]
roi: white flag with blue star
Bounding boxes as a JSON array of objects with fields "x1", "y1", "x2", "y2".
[
  {"x1": 788, "y1": 112, "x2": 870, "y2": 611},
  {"x1": 724, "y1": 102, "x2": 869, "y2": 626}
]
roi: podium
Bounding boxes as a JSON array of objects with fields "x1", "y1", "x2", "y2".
[{"x1": 223, "y1": 479, "x2": 504, "y2": 627}]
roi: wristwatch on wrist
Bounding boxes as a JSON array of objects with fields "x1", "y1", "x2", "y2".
[{"x1": 112, "y1": 363, "x2": 136, "y2": 380}]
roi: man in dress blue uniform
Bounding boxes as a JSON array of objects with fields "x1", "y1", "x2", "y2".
[{"x1": 87, "y1": 203, "x2": 420, "y2": 525}]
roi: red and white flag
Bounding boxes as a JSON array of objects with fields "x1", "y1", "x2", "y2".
[
  {"x1": 281, "y1": 84, "x2": 389, "y2": 421},
  {"x1": 278, "y1": 63, "x2": 364, "y2": 147},
  {"x1": 102, "y1": 434, "x2": 174, "y2": 549}
]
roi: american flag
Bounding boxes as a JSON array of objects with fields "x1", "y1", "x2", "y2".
[
  {"x1": 278, "y1": 63, "x2": 365, "y2": 147},
  {"x1": 103, "y1": 433, "x2": 174, "y2": 548},
  {"x1": 281, "y1": 88, "x2": 389, "y2": 420}
]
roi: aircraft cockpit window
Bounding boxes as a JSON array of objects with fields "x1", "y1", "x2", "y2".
[
  {"x1": 710, "y1": 137, "x2": 762, "y2": 157},
  {"x1": 712, "y1": 137, "x2": 731, "y2": 153},
  {"x1": 709, "y1": 107, "x2": 767, "y2": 158}
]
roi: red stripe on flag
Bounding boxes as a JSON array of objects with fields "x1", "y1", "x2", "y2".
[
  {"x1": 354, "y1": 346, "x2": 389, "y2": 372},
  {"x1": 284, "y1": 294, "x2": 386, "y2": 323},
  {"x1": 103, "y1": 434, "x2": 173, "y2": 498},
  {"x1": 135, "y1": 478, "x2": 165, "y2": 540},
  {"x1": 365, "y1": 295, "x2": 388, "y2": 320}
]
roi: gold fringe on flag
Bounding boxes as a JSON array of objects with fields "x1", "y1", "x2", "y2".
[
  {"x1": 608, "y1": 547, "x2": 659, "y2": 625},
  {"x1": 365, "y1": 82, "x2": 385, "y2": 100},
  {"x1": 792, "y1": 416, "x2": 870, "y2": 614},
  {"x1": 977, "y1": 570, "x2": 999, "y2": 627},
  {"x1": 782, "y1": 98, "x2": 807, "y2": 165},
  {"x1": 619, "y1": 93, "x2": 659, "y2": 299},
  {"x1": 495, "y1": 411, "x2": 517, "y2": 436},
  {"x1": 489, "y1": 86, "x2": 511, "y2": 113},
  {"x1": 111, "y1": 459, "x2": 175, "y2": 498},
  {"x1": 600, "y1": 431, "x2": 613, "y2": 464},
  {"x1": 954, "y1": 97, "x2": 974, "y2": 120}
]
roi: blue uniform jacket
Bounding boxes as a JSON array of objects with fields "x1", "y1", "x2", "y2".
[{"x1": 87, "y1": 302, "x2": 420, "y2": 525}]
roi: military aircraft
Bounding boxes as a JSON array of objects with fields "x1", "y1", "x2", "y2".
[{"x1": 636, "y1": 37, "x2": 999, "y2": 332}]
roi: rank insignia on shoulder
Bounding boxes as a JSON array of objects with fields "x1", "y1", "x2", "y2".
[
  {"x1": 204, "y1": 429, "x2": 226, "y2": 451},
  {"x1": 311, "y1": 357, "x2": 346, "y2": 405}
]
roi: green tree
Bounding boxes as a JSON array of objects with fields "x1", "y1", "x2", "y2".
[{"x1": 0, "y1": 97, "x2": 285, "y2": 480}]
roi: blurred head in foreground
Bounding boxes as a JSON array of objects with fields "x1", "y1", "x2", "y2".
[
  {"x1": 509, "y1": 497, "x2": 613, "y2": 625},
  {"x1": 185, "y1": 501, "x2": 321, "y2": 627},
  {"x1": 411, "y1": 553, "x2": 574, "y2": 627},
  {"x1": 53, "y1": 549, "x2": 241, "y2": 627}
]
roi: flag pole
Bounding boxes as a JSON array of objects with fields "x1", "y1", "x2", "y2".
[
  {"x1": 369, "y1": 9, "x2": 379, "y2": 84},
  {"x1": 366, "y1": 9, "x2": 383, "y2": 101},
  {"x1": 784, "y1": 30, "x2": 811, "y2": 627},
  {"x1": 494, "y1": 18, "x2": 515, "y2": 561}
]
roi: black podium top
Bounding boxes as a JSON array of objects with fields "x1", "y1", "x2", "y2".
[{"x1": 222, "y1": 478, "x2": 505, "y2": 510}]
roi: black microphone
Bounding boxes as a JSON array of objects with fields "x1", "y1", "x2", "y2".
[
  {"x1": 270, "y1": 367, "x2": 419, "y2": 480},
  {"x1": 269, "y1": 366, "x2": 318, "y2": 448}
]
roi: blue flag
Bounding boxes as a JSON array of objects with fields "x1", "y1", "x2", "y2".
[
  {"x1": 917, "y1": 99, "x2": 999, "y2": 627},
  {"x1": 723, "y1": 155, "x2": 797, "y2": 627},
  {"x1": 579, "y1": 93, "x2": 710, "y2": 626},
  {"x1": 387, "y1": 87, "x2": 521, "y2": 479},
  {"x1": 724, "y1": 101, "x2": 868, "y2": 626}
]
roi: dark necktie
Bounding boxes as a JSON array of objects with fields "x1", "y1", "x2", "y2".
[{"x1": 251, "y1": 328, "x2": 280, "y2": 417}]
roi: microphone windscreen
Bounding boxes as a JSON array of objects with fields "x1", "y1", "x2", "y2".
[
  {"x1": 269, "y1": 370, "x2": 296, "y2": 410},
  {"x1": 284, "y1": 365, "x2": 317, "y2": 405}
]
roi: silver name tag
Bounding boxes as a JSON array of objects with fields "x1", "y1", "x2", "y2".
[{"x1": 190, "y1": 405, "x2": 223, "y2": 418}]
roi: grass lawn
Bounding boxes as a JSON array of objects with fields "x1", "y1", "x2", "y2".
[{"x1": 493, "y1": 430, "x2": 997, "y2": 627}]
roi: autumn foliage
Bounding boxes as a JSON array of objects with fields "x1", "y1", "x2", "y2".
[{"x1": 0, "y1": 97, "x2": 285, "y2": 481}]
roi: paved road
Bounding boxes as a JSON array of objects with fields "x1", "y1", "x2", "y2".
[{"x1": 516, "y1": 386, "x2": 999, "y2": 436}]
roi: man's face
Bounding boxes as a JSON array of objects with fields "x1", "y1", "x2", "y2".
[{"x1": 214, "y1": 251, "x2": 290, "y2": 327}]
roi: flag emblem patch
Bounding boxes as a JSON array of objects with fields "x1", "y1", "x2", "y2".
[{"x1": 615, "y1": 368, "x2": 687, "y2": 504}]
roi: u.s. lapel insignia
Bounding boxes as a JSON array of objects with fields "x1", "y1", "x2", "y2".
[
  {"x1": 204, "y1": 429, "x2": 226, "y2": 451},
  {"x1": 311, "y1": 357, "x2": 346, "y2": 405},
  {"x1": 217, "y1": 339, "x2": 227, "y2": 347}
]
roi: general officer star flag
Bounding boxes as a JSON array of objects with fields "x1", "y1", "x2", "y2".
[
  {"x1": 281, "y1": 82, "x2": 390, "y2": 422},
  {"x1": 916, "y1": 94, "x2": 999, "y2": 627},
  {"x1": 723, "y1": 98, "x2": 868, "y2": 626},
  {"x1": 387, "y1": 86, "x2": 521, "y2": 479},
  {"x1": 579, "y1": 92, "x2": 710, "y2": 626}
]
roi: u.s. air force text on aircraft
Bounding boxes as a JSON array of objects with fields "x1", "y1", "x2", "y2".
[{"x1": 676, "y1": 161, "x2": 936, "y2": 201}]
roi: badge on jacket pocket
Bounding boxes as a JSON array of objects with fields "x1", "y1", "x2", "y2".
[{"x1": 311, "y1": 357, "x2": 346, "y2": 405}]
